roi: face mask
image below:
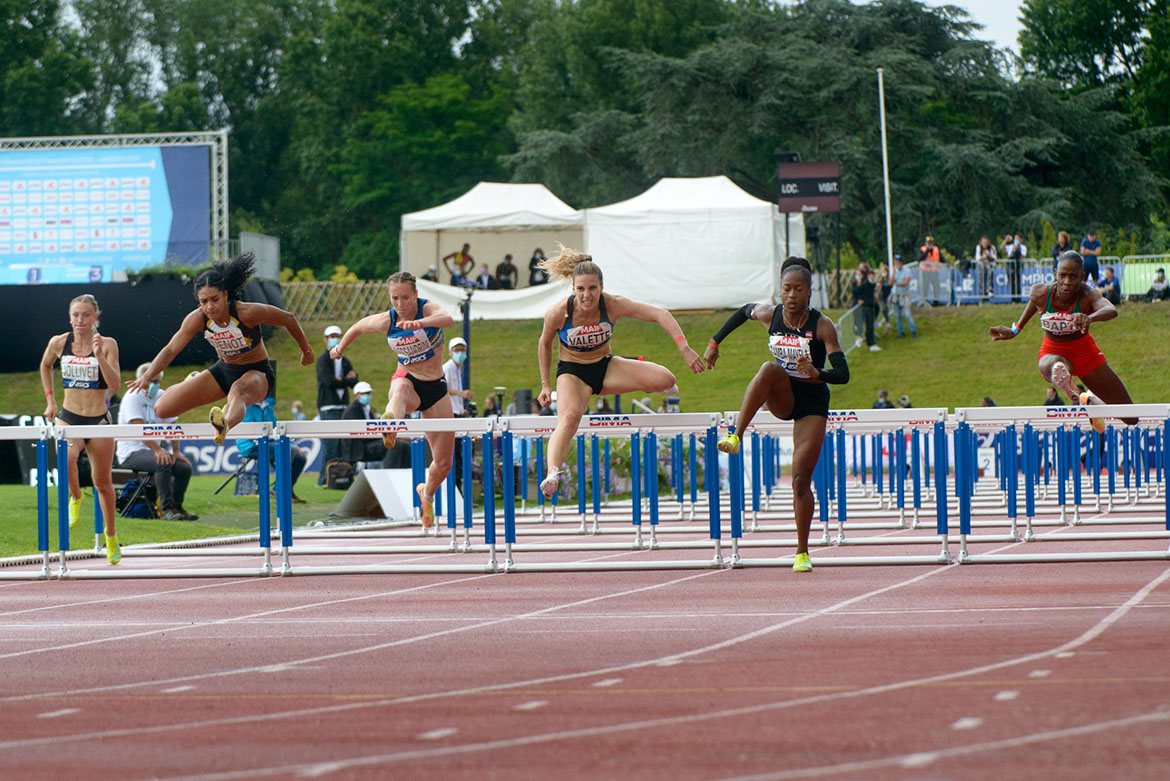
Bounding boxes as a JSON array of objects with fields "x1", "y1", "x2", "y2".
[
  {"x1": 359, "y1": 394, "x2": 372, "y2": 405},
  {"x1": 596, "y1": 400, "x2": 604, "y2": 411},
  {"x1": 327, "y1": 337, "x2": 340, "y2": 348},
  {"x1": 453, "y1": 351, "x2": 466, "y2": 366},
  {"x1": 147, "y1": 382, "x2": 161, "y2": 399}
]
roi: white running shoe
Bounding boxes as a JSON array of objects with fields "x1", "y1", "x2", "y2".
[
  {"x1": 869, "y1": 344, "x2": 882, "y2": 352},
  {"x1": 1049, "y1": 362, "x2": 1078, "y2": 400},
  {"x1": 540, "y1": 470, "x2": 563, "y2": 499}
]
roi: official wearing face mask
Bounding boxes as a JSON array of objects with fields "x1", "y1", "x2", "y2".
[
  {"x1": 316, "y1": 324, "x2": 360, "y2": 484},
  {"x1": 442, "y1": 338, "x2": 473, "y2": 418},
  {"x1": 115, "y1": 363, "x2": 198, "y2": 520},
  {"x1": 341, "y1": 380, "x2": 394, "y2": 467}
]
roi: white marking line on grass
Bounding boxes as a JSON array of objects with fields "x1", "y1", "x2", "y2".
[
  {"x1": 417, "y1": 728, "x2": 457, "y2": 741},
  {"x1": 950, "y1": 717, "x2": 983, "y2": 730},
  {"x1": 513, "y1": 701, "x2": 547, "y2": 711},
  {"x1": 149, "y1": 549, "x2": 1170, "y2": 781},
  {"x1": 994, "y1": 690, "x2": 1019, "y2": 701},
  {"x1": 591, "y1": 679, "x2": 622, "y2": 688},
  {"x1": 37, "y1": 708, "x2": 79, "y2": 719}
]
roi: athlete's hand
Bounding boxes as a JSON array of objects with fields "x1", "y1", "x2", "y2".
[
  {"x1": 44, "y1": 398, "x2": 58, "y2": 421},
  {"x1": 702, "y1": 343, "x2": 720, "y2": 370},
  {"x1": 537, "y1": 387, "x2": 552, "y2": 408},
  {"x1": 988, "y1": 326, "x2": 1016, "y2": 341},
  {"x1": 126, "y1": 375, "x2": 152, "y2": 394},
  {"x1": 91, "y1": 332, "x2": 103, "y2": 353},
  {"x1": 300, "y1": 347, "x2": 315, "y2": 366},
  {"x1": 329, "y1": 345, "x2": 344, "y2": 360},
  {"x1": 1071, "y1": 312, "x2": 1090, "y2": 334},
  {"x1": 795, "y1": 355, "x2": 816, "y2": 378},
  {"x1": 681, "y1": 346, "x2": 705, "y2": 374},
  {"x1": 399, "y1": 319, "x2": 422, "y2": 330}
]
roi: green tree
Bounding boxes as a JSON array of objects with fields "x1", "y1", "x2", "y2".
[
  {"x1": 1019, "y1": 0, "x2": 1149, "y2": 87},
  {"x1": 0, "y1": 0, "x2": 92, "y2": 136}
]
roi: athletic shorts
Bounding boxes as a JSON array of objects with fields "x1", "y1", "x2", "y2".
[
  {"x1": 208, "y1": 358, "x2": 275, "y2": 397},
  {"x1": 56, "y1": 408, "x2": 112, "y2": 444},
  {"x1": 408, "y1": 374, "x2": 448, "y2": 413},
  {"x1": 556, "y1": 355, "x2": 613, "y2": 396},
  {"x1": 776, "y1": 378, "x2": 830, "y2": 421},
  {"x1": 1038, "y1": 333, "x2": 1107, "y2": 378}
]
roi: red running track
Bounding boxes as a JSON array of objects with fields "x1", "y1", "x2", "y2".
[{"x1": 1, "y1": 536, "x2": 1169, "y2": 780}]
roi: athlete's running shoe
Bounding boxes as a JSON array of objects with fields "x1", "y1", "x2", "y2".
[
  {"x1": 209, "y1": 406, "x2": 227, "y2": 445},
  {"x1": 105, "y1": 533, "x2": 121, "y2": 565},
  {"x1": 380, "y1": 412, "x2": 397, "y2": 449},
  {"x1": 416, "y1": 484, "x2": 434, "y2": 528},
  {"x1": 792, "y1": 552, "x2": 812, "y2": 573},
  {"x1": 68, "y1": 495, "x2": 83, "y2": 530},
  {"x1": 1079, "y1": 391, "x2": 1106, "y2": 434},
  {"x1": 717, "y1": 433, "x2": 741, "y2": 455},
  {"x1": 1049, "y1": 362, "x2": 1077, "y2": 400},
  {"x1": 540, "y1": 470, "x2": 563, "y2": 499}
]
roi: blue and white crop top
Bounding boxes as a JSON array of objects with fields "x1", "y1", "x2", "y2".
[
  {"x1": 203, "y1": 301, "x2": 263, "y2": 358},
  {"x1": 557, "y1": 295, "x2": 614, "y2": 353},
  {"x1": 59, "y1": 332, "x2": 108, "y2": 390},
  {"x1": 387, "y1": 298, "x2": 444, "y2": 366}
]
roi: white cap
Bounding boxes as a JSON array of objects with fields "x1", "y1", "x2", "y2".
[
  {"x1": 449, "y1": 337, "x2": 467, "y2": 352},
  {"x1": 354, "y1": 381, "x2": 373, "y2": 394},
  {"x1": 324, "y1": 325, "x2": 342, "y2": 336}
]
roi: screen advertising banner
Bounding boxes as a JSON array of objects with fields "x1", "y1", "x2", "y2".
[{"x1": 0, "y1": 145, "x2": 211, "y2": 284}]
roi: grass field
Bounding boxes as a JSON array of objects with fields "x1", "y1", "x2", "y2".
[{"x1": 3, "y1": 300, "x2": 1167, "y2": 557}]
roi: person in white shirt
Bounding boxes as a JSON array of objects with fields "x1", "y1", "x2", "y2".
[
  {"x1": 116, "y1": 363, "x2": 197, "y2": 520},
  {"x1": 442, "y1": 337, "x2": 473, "y2": 417}
]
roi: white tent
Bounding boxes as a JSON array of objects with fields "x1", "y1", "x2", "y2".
[
  {"x1": 400, "y1": 182, "x2": 584, "y2": 288},
  {"x1": 584, "y1": 176, "x2": 803, "y2": 309}
]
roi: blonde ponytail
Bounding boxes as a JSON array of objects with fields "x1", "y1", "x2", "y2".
[{"x1": 539, "y1": 243, "x2": 603, "y2": 282}]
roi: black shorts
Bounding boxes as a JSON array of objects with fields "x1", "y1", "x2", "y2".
[
  {"x1": 408, "y1": 374, "x2": 448, "y2": 412},
  {"x1": 56, "y1": 408, "x2": 112, "y2": 444},
  {"x1": 556, "y1": 355, "x2": 613, "y2": 396},
  {"x1": 208, "y1": 358, "x2": 275, "y2": 398},
  {"x1": 779, "y1": 379, "x2": 830, "y2": 421}
]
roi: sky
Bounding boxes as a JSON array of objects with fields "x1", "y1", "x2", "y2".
[{"x1": 928, "y1": 0, "x2": 1025, "y2": 53}]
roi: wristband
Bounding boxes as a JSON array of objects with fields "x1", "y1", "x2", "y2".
[
  {"x1": 708, "y1": 340, "x2": 719, "y2": 349},
  {"x1": 1010, "y1": 323, "x2": 1020, "y2": 335},
  {"x1": 673, "y1": 334, "x2": 686, "y2": 345},
  {"x1": 44, "y1": 390, "x2": 54, "y2": 397}
]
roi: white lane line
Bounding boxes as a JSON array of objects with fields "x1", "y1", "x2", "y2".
[
  {"x1": 592, "y1": 679, "x2": 622, "y2": 688},
  {"x1": 899, "y1": 752, "x2": 939, "y2": 768},
  {"x1": 1029, "y1": 669, "x2": 1052, "y2": 678},
  {"x1": 161, "y1": 686, "x2": 196, "y2": 693},
  {"x1": 994, "y1": 690, "x2": 1019, "y2": 701},
  {"x1": 37, "y1": 708, "x2": 79, "y2": 719},
  {"x1": 0, "y1": 578, "x2": 260, "y2": 617},
  {"x1": 417, "y1": 728, "x2": 457, "y2": 741},
  {"x1": 513, "y1": 701, "x2": 547, "y2": 711},
  {"x1": 1055, "y1": 651, "x2": 1075, "y2": 658},
  {"x1": 951, "y1": 717, "x2": 983, "y2": 730}
]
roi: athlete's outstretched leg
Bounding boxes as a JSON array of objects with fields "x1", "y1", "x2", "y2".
[
  {"x1": 380, "y1": 377, "x2": 420, "y2": 448},
  {"x1": 719, "y1": 363, "x2": 793, "y2": 453},
  {"x1": 1082, "y1": 362, "x2": 1137, "y2": 425},
  {"x1": 1039, "y1": 355, "x2": 1079, "y2": 401}
]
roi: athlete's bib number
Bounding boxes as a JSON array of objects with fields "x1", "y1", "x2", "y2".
[
  {"x1": 768, "y1": 334, "x2": 813, "y2": 377},
  {"x1": 1040, "y1": 312, "x2": 1079, "y2": 335},
  {"x1": 390, "y1": 332, "x2": 432, "y2": 365}
]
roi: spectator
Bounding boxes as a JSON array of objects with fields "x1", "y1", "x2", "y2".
[
  {"x1": 481, "y1": 395, "x2": 499, "y2": 417},
  {"x1": 918, "y1": 235, "x2": 943, "y2": 306},
  {"x1": 1144, "y1": 268, "x2": 1170, "y2": 302},
  {"x1": 595, "y1": 396, "x2": 613, "y2": 414},
  {"x1": 1051, "y1": 230, "x2": 1074, "y2": 271},
  {"x1": 1006, "y1": 232, "x2": 1027, "y2": 299},
  {"x1": 340, "y1": 381, "x2": 394, "y2": 467},
  {"x1": 1079, "y1": 229, "x2": 1101, "y2": 283},
  {"x1": 495, "y1": 254, "x2": 518, "y2": 290},
  {"x1": 532, "y1": 399, "x2": 549, "y2": 415},
  {"x1": 851, "y1": 263, "x2": 881, "y2": 352},
  {"x1": 1043, "y1": 386, "x2": 1065, "y2": 406},
  {"x1": 504, "y1": 389, "x2": 531, "y2": 416},
  {"x1": 239, "y1": 395, "x2": 308, "y2": 503},
  {"x1": 421, "y1": 265, "x2": 439, "y2": 282},
  {"x1": 442, "y1": 243, "x2": 475, "y2": 285},
  {"x1": 876, "y1": 265, "x2": 893, "y2": 332},
  {"x1": 974, "y1": 236, "x2": 997, "y2": 298},
  {"x1": 290, "y1": 400, "x2": 307, "y2": 421},
  {"x1": 873, "y1": 389, "x2": 894, "y2": 409},
  {"x1": 443, "y1": 337, "x2": 472, "y2": 418},
  {"x1": 474, "y1": 266, "x2": 499, "y2": 290},
  {"x1": 115, "y1": 364, "x2": 197, "y2": 521},
  {"x1": 528, "y1": 248, "x2": 549, "y2": 286},
  {"x1": 980, "y1": 397, "x2": 997, "y2": 407},
  {"x1": 889, "y1": 255, "x2": 918, "y2": 340},
  {"x1": 897, "y1": 394, "x2": 912, "y2": 408},
  {"x1": 315, "y1": 325, "x2": 358, "y2": 485},
  {"x1": 1099, "y1": 266, "x2": 1121, "y2": 305}
]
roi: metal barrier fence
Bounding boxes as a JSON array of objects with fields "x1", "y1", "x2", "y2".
[{"x1": 3, "y1": 405, "x2": 1168, "y2": 580}]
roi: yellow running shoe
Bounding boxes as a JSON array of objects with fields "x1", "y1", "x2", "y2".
[
  {"x1": 1079, "y1": 392, "x2": 1105, "y2": 434},
  {"x1": 68, "y1": 495, "x2": 83, "y2": 530},
  {"x1": 416, "y1": 484, "x2": 434, "y2": 528},
  {"x1": 209, "y1": 406, "x2": 227, "y2": 445},
  {"x1": 716, "y1": 433, "x2": 741, "y2": 455},
  {"x1": 105, "y1": 534, "x2": 121, "y2": 565},
  {"x1": 380, "y1": 412, "x2": 397, "y2": 449},
  {"x1": 792, "y1": 552, "x2": 812, "y2": 573}
]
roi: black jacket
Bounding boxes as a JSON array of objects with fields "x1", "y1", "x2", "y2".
[{"x1": 316, "y1": 352, "x2": 358, "y2": 413}]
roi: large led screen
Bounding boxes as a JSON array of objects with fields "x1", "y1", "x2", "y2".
[{"x1": 0, "y1": 145, "x2": 211, "y2": 284}]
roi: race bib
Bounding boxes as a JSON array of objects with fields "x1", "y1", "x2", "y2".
[
  {"x1": 564, "y1": 322, "x2": 612, "y2": 350},
  {"x1": 61, "y1": 355, "x2": 101, "y2": 388},
  {"x1": 1040, "y1": 311, "x2": 1079, "y2": 335},
  {"x1": 389, "y1": 330, "x2": 433, "y2": 365},
  {"x1": 768, "y1": 333, "x2": 813, "y2": 377}
]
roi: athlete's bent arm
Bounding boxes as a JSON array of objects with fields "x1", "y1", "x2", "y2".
[
  {"x1": 239, "y1": 302, "x2": 314, "y2": 364},
  {"x1": 989, "y1": 283, "x2": 1045, "y2": 341},
  {"x1": 702, "y1": 303, "x2": 771, "y2": 369},
  {"x1": 398, "y1": 301, "x2": 454, "y2": 332},
  {"x1": 1080, "y1": 287, "x2": 1116, "y2": 329},
  {"x1": 613, "y1": 297, "x2": 704, "y2": 374},
  {"x1": 128, "y1": 311, "x2": 204, "y2": 393},
  {"x1": 95, "y1": 335, "x2": 121, "y2": 391},
  {"x1": 331, "y1": 312, "x2": 391, "y2": 359},
  {"x1": 39, "y1": 335, "x2": 64, "y2": 419},
  {"x1": 814, "y1": 317, "x2": 849, "y2": 384},
  {"x1": 536, "y1": 306, "x2": 559, "y2": 407}
]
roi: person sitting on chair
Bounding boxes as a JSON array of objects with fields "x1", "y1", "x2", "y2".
[
  {"x1": 238, "y1": 395, "x2": 308, "y2": 503},
  {"x1": 341, "y1": 381, "x2": 399, "y2": 468},
  {"x1": 115, "y1": 363, "x2": 197, "y2": 520}
]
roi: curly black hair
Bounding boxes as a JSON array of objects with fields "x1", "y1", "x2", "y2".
[{"x1": 193, "y1": 252, "x2": 255, "y2": 301}]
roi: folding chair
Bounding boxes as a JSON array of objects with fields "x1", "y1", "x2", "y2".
[
  {"x1": 119, "y1": 469, "x2": 158, "y2": 519},
  {"x1": 214, "y1": 456, "x2": 257, "y2": 495}
]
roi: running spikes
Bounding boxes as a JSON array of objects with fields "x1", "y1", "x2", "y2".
[
  {"x1": 792, "y1": 552, "x2": 812, "y2": 573},
  {"x1": 68, "y1": 494, "x2": 83, "y2": 530},
  {"x1": 1079, "y1": 391, "x2": 1106, "y2": 434},
  {"x1": 380, "y1": 412, "x2": 397, "y2": 449},
  {"x1": 209, "y1": 406, "x2": 227, "y2": 445},
  {"x1": 1049, "y1": 362, "x2": 1078, "y2": 401},
  {"x1": 105, "y1": 533, "x2": 121, "y2": 565},
  {"x1": 416, "y1": 484, "x2": 434, "y2": 528},
  {"x1": 716, "y1": 433, "x2": 741, "y2": 455},
  {"x1": 540, "y1": 469, "x2": 564, "y2": 499}
]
